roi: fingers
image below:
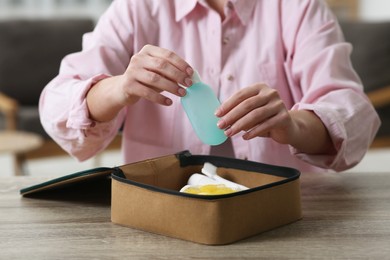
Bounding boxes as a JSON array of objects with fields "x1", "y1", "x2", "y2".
[
  {"x1": 122, "y1": 45, "x2": 194, "y2": 106},
  {"x1": 135, "y1": 69, "x2": 187, "y2": 97},
  {"x1": 223, "y1": 104, "x2": 275, "y2": 137},
  {"x1": 216, "y1": 84, "x2": 290, "y2": 139},
  {"x1": 215, "y1": 85, "x2": 261, "y2": 118},
  {"x1": 241, "y1": 109, "x2": 290, "y2": 141},
  {"x1": 142, "y1": 44, "x2": 193, "y2": 78},
  {"x1": 216, "y1": 86, "x2": 269, "y2": 129},
  {"x1": 140, "y1": 45, "x2": 193, "y2": 88}
]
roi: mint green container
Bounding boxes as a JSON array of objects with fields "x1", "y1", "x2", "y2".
[{"x1": 181, "y1": 71, "x2": 227, "y2": 146}]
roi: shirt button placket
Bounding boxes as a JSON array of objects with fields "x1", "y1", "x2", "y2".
[
  {"x1": 207, "y1": 13, "x2": 222, "y2": 90},
  {"x1": 227, "y1": 74, "x2": 234, "y2": 81},
  {"x1": 222, "y1": 36, "x2": 229, "y2": 45}
]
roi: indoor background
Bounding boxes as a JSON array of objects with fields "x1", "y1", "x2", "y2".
[{"x1": 0, "y1": 0, "x2": 389, "y2": 176}]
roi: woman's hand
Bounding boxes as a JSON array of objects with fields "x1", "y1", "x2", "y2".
[
  {"x1": 87, "y1": 45, "x2": 193, "y2": 122},
  {"x1": 118, "y1": 44, "x2": 193, "y2": 106},
  {"x1": 215, "y1": 83, "x2": 294, "y2": 143},
  {"x1": 215, "y1": 83, "x2": 335, "y2": 155}
]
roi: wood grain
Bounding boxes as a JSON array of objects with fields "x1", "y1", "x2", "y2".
[{"x1": 1, "y1": 171, "x2": 390, "y2": 259}]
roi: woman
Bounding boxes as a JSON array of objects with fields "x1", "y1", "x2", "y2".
[{"x1": 39, "y1": 0, "x2": 380, "y2": 172}]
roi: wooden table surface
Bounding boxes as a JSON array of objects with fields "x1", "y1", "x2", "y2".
[{"x1": 1, "y1": 171, "x2": 390, "y2": 259}]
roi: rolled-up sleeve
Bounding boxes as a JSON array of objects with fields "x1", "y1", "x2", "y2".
[
  {"x1": 39, "y1": 0, "x2": 133, "y2": 161},
  {"x1": 283, "y1": 0, "x2": 381, "y2": 171}
]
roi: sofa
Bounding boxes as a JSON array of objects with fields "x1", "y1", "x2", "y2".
[{"x1": 340, "y1": 21, "x2": 390, "y2": 147}]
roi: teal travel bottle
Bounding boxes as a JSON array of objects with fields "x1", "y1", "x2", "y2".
[{"x1": 181, "y1": 70, "x2": 227, "y2": 146}]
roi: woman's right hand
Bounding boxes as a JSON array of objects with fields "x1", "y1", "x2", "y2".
[
  {"x1": 87, "y1": 45, "x2": 193, "y2": 122},
  {"x1": 119, "y1": 44, "x2": 193, "y2": 106}
]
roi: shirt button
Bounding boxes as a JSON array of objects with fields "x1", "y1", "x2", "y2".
[
  {"x1": 222, "y1": 36, "x2": 229, "y2": 45},
  {"x1": 227, "y1": 74, "x2": 234, "y2": 81}
]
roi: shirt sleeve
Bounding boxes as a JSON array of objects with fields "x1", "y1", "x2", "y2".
[
  {"x1": 282, "y1": 0, "x2": 381, "y2": 171},
  {"x1": 39, "y1": 0, "x2": 134, "y2": 161}
]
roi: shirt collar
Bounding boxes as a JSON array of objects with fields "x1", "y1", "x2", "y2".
[
  {"x1": 174, "y1": 0, "x2": 257, "y2": 25},
  {"x1": 174, "y1": 0, "x2": 198, "y2": 22},
  {"x1": 231, "y1": 0, "x2": 256, "y2": 25}
]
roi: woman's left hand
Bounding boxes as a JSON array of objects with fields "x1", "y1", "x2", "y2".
[
  {"x1": 215, "y1": 83, "x2": 296, "y2": 144},
  {"x1": 215, "y1": 83, "x2": 336, "y2": 155}
]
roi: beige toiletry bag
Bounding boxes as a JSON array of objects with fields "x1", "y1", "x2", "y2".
[
  {"x1": 21, "y1": 150, "x2": 302, "y2": 245},
  {"x1": 110, "y1": 150, "x2": 302, "y2": 245}
]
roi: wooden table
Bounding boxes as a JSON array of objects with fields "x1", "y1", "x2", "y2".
[
  {"x1": 0, "y1": 130, "x2": 43, "y2": 175},
  {"x1": 1, "y1": 171, "x2": 390, "y2": 259}
]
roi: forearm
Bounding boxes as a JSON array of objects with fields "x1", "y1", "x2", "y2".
[
  {"x1": 288, "y1": 110, "x2": 336, "y2": 155},
  {"x1": 86, "y1": 75, "x2": 130, "y2": 122},
  {"x1": 39, "y1": 75, "x2": 124, "y2": 161}
]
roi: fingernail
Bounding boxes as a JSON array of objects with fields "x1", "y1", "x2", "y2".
[
  {"x1": 215, "y1": 108, "x2": 221, "y2": 117},
  {"x1": 184, "y1": 77, "x2": 192, "y2": 87},
  {"x1": 165, "y1": 98, "x2": 173, "y2": 105},
  {"x1": 217, "y1": 119, "x2": 226, "y2": 129},
  {"x1": 178, "y1": 87, "x2": 186, "y2": 97},
  {"x1": 186, "y1": 67, "x2": 193, "y2": 76},
  {"x1": 224, "y1": 128, "x2": 232, "y2": 137}
]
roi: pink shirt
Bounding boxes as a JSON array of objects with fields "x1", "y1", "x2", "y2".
[{"x1": 39, "y1": 0, "x2": 380, "y2": 172}]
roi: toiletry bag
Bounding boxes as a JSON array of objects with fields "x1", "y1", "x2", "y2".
[
  {"x1": 21, "y1": 150, "x2": 302, "y2": 245},
  {"x1": 111, "y1": 151, "x2": 302, "y2": 245}
]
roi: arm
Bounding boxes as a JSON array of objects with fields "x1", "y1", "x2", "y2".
[
  {"x1": 215, "y1": 84, "x2": 335, "y2": 155},
  {"x1": 40, "y1": 1, "x2": 193, "y2": 161},
  {"x1": 216, "y1": 0, "x2": 380, "y2": 171},
  {"x1": 39, "y1": 1, "x2": 133, "y2": 161},
  {"x1": 285, "y1": 0, "x2": 380, "y2": 170},
  {"x1": 86, "y1": 45, "x2": 193, "y2": 123}
]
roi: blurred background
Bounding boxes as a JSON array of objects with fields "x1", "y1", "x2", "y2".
[
  {"x1": 328, "y1": 0, "x2": 390, "y2": 21},
  {"x1": 0, "y1": 0, "x2": 388, "y2": 21},
  {"x1": 0, "y1": 0, "x2": 389, "y2": 177},
  {"x1": 0, "y1": 0, "x2": 112, "y2": 21}
]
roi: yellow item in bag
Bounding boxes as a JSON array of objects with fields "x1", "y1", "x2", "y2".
[{"x1": 181, "y1": 184, "x2": 238, "y2": 195}]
